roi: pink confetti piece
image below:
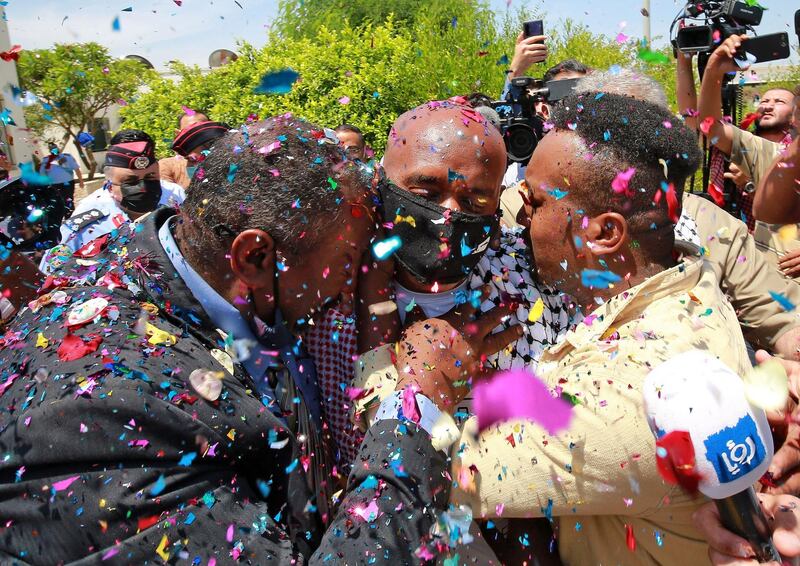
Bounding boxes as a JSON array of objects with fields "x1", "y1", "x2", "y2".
[
  {"x1": 611, "y1": 167, "x2": 636, "y2": 195},
  {"x1": 101, "y1": 548, "x2": 119, "y2": 561},
  {"x1": 338, "y1": 96, "x2": 350, "y2": 105},
  {"x1": 401, "y1": 386, "x2": 421, "y2": 424},
  {"x1": 352, "y1": 500, "x2": 380, "y2": 522},
  {"x1": 473, "y1": 369, "x2": 573, "y2": 435},
  {"x1": 346, "y1": 386, "x2": 367, "y2": 401},
  {"x1": 616, "y1": 32, "x2": 629, "y2": 44},
  {"x1": 258, "y1": 141, "x2": 281, "y2": 156},
  {"x1": 226, "y1": 524, "x2": 234, "y2": 542},
  {"x1": 52, "y1": 475, "x2": 80, "y2": 492},
  {"x1": 700, "y1": 116, "x2": 715, "y2": 135}
]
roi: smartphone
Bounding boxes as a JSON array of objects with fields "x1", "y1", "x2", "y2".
[
  {"x1": 738, "y1": 32, "x2": 791, "y2": 64},
  {"x1": 795, "y1": 9, "x2": 799, "y2": 47},
  {"x1": 523, "y1": 20, "x2": 544, "y2": 40}
]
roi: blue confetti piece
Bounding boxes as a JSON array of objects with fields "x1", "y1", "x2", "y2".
[
  {"x1": 580, "y1": 268, "x2": 622, "y2": 289},
  {"x1": 285, "y1": 458, "x2": 299, "y2": 473},
  {"x1": 150, "y1": 474, "x2": 166, "y2": 496},
  {"x1": 253, "y1": 69, "x2": 300, "y2": 95},
  {"x1": 460, "y1": 233, "x2": 473, "y2": 257},
  {"x1": 178, "y1": 452, "x2": 197, "y2": 466},
  {"x1": 595, "y1": 92, "x2": 605, "y2": 100},
  {"x1": 227, "y1": 163, "x2": 238, "y2": 183},
  {"x1": 448, "y1": 169, "x2": 466, "y2": 183},
  {"x1": 256, "y1": 479, "x2": 271, "y2": 498},
  {"x1": 496, "y1": 54, "x2": 509, "y2": 66},
  {"x1": 111, "y1": 15, "x2": 120, "y2": 31},
  {"x1": 360, "y1": 475, "x2": 379, "y2": 490},
  {"x1": 20, "y1": 162, "x2": 51, "y2": 185},
  {"x1": 390, "y1": 458, "x2": 408, "y2": 478},
  {"x1": 547, "y1": 188, "x2": 568, "y2": 200},
  {"x1": 0, "y1": 108, "x2": 14, "y2": 125},
  {"x1": 185, "y1": 512, "x2": 196, "y2": 525},
  {"x1": 451, "y1": 16, "x2": 458, "y2": 28},
  {"x1": 122, "y1": 6, "x2": 133, "y2": 11},
  {"x1": 26, "y1": 208, "x2": 44, "y2": 223},
  {"x1": 372, "y1": 235, "x2": 402, "y2": 260},
  {"x1": 770, "y1": 291, "x2": 796, "y2": 312}
]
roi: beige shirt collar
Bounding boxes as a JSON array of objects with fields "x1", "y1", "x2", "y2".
[{"x1": 545, "y1": 242, "x2": 704, "y2": 358}]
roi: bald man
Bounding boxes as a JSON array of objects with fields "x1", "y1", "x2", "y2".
[{"x1": 304, "y1": 100, "x2": 569, "y2": 500}]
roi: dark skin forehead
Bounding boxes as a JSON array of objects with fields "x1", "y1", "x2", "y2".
[
  {"x1": 526, "y1": 130, "x2": 588, "y2": 193},
  {"x1": 383, "y1": 104, "x2": 507, "y2": 207}
]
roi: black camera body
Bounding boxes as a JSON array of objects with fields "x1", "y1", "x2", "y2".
[
  {"x1": 491, "y1": 76, "x2": 579, "y2": 166},
  {"x1": 674, "y1": 0, "x2": 762, "y2": 54}
]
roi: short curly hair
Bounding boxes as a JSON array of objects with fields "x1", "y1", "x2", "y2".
[
  {"x1": 549, "y1": 92, "x2": 702, "y2": 231},
  {"x1": 180, "y1": 115, "x2": 370, "y2": 255}
]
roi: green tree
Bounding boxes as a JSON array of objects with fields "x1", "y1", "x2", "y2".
[
  {"x1": 121, "y1": 1, "x2": 685, "y2": 159},
  {"x1": 122, "y1": 1, "x2": 527, "y2": 157},
  {"x1": 18, "y1": 42, "x2": 155, "y2": 178}
]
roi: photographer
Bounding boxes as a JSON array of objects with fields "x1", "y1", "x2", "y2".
[
  {"x1": 699, "y1": 34, "x2": 798, "y2": 272},
  {"x1": 499, "y1": 58, "x2": 589, "y2": 227},
  {"x1": 752, "y1": 87, "x2": 800, "y2": 224}
]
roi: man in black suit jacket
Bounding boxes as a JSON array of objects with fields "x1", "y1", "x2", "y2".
[{"x1": 0, "y1": 116, "x2": 477, "y2": 564}]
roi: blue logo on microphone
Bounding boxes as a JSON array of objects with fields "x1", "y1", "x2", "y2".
[{"x1": 703, "y1": 415, "x2": 766, "y2": 483}]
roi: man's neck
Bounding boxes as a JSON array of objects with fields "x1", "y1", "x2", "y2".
[
  {"x1": 757, "y1": 128, "x2": 789, "y2": 144},
  {"x1": 172, "y1": 217, "x2": 280, "y2": 330},
  {"x1": 575, "y1": 257, "x2": 677, "y2": 314}
]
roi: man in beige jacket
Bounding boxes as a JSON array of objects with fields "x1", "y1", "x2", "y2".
[{"x1": 355, "y1": 92, "x2": 791, "y2": 564}]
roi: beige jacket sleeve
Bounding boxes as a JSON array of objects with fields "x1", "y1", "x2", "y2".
[
  {"x1": 730, "y1": 127, "x2": 780, "y2": 184},
  {"x1": 683, "y1": 193, "x2": 800, "y2": 349}
]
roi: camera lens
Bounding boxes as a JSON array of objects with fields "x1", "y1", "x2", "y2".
[{"x1": 506, "y1": 123, "x2": 538, "y2": 164}]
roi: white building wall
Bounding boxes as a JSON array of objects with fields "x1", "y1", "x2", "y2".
[{"x1": 0, "y1": 6, "x2": 33, "y2": 172}]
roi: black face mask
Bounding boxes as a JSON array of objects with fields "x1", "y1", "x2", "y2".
[
  {"x1": 119, "y1": 179, "x2": 162, "y2": 214},
  {"x1": 378, "y1": 181, "x2": 500, "y2": 285}
]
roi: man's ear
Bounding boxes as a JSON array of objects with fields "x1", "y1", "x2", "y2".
[
  {"x1": 584, "y1": 212, "x2": 628, "y2": 256},
  {"x1": 229, "y1": 229, "x2": 276, "y2": 289}
]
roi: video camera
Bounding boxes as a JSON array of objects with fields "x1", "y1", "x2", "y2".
[
  {"x1": 491, "y1": 76, "x2": 579, "y2": 166},
  {"x1": 672, "y1": 0, "x2": 762, "y2": 54}
]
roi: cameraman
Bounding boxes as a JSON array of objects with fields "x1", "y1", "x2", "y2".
[
  {"x1": 500, "y1": 58, "x2": 589, "y2": 227},
  {"x1": 698, "y1": 34, "x2": 798, "y2": 272}
]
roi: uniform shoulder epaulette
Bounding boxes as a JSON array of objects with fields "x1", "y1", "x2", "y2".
[{"x1": 64, "y1": 209, "x2": 108, "y2": 232}]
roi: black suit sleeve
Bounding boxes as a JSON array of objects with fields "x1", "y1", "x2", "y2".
[{"x1": 311, "y1": 419, "x2": 449, "y2": 565}]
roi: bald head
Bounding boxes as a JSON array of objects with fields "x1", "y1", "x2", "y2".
[{"x1": 383, "y1": 101, "x2": 507, "y2": 216}]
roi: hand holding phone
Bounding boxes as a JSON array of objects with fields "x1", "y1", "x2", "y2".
[
  {"x1": 510, "y1": 20, "x2": 547, "y2": 78},
  {"x1": 733, "y1": 32, "x2": 790, "y2": 65}
]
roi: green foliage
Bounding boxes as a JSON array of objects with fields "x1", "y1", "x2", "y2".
[
  {"x1": 123, "y1": 1, "x2": 528, "y2": 158},
  {"x1": 121, "y1": 1, "x2": 687, "y2": 159},
  {"x1": 18, "y1": 42, "x2": 155, "y2": 173},
  {"x1": 273, "y1": 0, "x2": 476, "y2": 40}
]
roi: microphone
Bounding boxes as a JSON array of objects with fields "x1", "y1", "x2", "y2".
[{"x1": 643, "y1": 350, "x2": 780, "y2": 563}]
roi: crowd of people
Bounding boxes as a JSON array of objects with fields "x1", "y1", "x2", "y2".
[{"x1": 0, "y1": 29, "x2": 799, "y2": 566}]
